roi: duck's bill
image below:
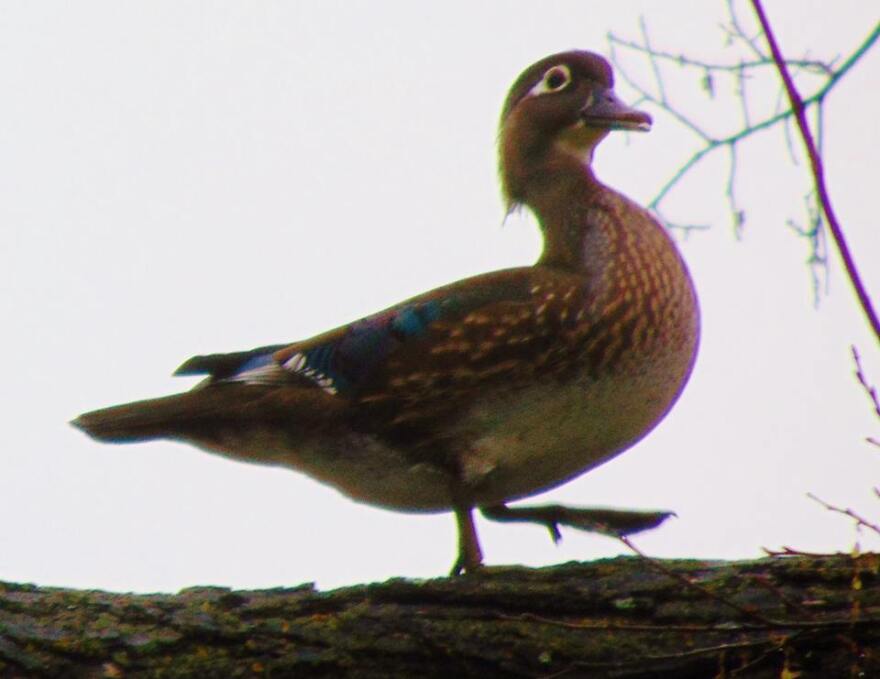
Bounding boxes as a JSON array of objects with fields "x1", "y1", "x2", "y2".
[{"x1": 581, "y1": 90, "x2": 652, "y2": 132}]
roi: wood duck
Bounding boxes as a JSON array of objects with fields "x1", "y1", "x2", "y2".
[{"x1": 73, "y1": 51, "x2": 699, "y2": 575}]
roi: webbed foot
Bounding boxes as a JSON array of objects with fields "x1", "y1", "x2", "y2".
[{"x1": 480, "y1": 503, "x2": 675, "y2": 543}]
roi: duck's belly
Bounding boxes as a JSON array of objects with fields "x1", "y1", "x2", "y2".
[
  {"x1": 456, "y1": 362, "x2": 685, "y2": 507},
  {"x1": 203, "y1": 344, "x2": 690, "y2": 513},
  {"x1": 190, "y1": 330, "x2": 695, "y2": 513}
]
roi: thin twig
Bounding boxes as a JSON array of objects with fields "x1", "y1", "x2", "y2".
[
  {"x1": 727, "y1": 0, "x2": 768, "y2": 60},
  {"x1": 633, "y1": 23, "x2": 878, "y2": 212},
  {"x1": 608, "y1": 34, "x2": 832, "y2": 75},
  {"x1": 807, "y1": 492, "x2": 880, "y2": 538},
  {"x1": 610, "y1": 47, "x2": 713, "y2": 139},
  {"x1": 726, "y1": 144, "x2": 744, "y2": 236},
  {"x1": 764, "y1": 546, "x2": 849, "y2": 558},
  {"x1": 618, "y1": 535, "x2": 777, "y2": 625},
  {"x1": 750, "y1": 0, "x2": 880, "y2": 343},
  {"x1": 786, "y1": 189, "x2": 828, "y2": 305},
  {"x1": 639, "y1": 16, "x2": 667, "y2": 105},
  {"x1": 544, "y1": 637, "x2": 791, "y2": 679},
  {"x1": 736, "y1": 63, "x2": 751, "y2": 127},
  {"x1": 610, "y1": 13, "x2": 879, "y2": 311},
  {"x1": 620, "y1": 535, "x2": 880, "y2": 631},
  {"x1": 501, "y1": 612, "x2": 754, "y2": 633},
  {"x1": 852, "y1": 345, "x2": 880, "y2": 422}
]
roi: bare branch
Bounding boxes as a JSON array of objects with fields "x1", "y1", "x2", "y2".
[
  {"x1": 609, "y1": 43, "x2": 713, "y2": 140},
  {"x1": 610, "y1": 19, "x2": 878, "y2": 212},
  {"x1": 726, "y1": 144, "x2": 745, "y2": 236},
  {"x1": 608, "y1": 8, "x2": 879, "y2": 337},
  {"x1": 764, "y1": 546, "x2": 851, "y2": 558},
  {"x1": 852, "y1": 346, "x2": 880, "y2": 420},
  {"x1": 750, "y1": 0, "x2": 880, "y2": 342},
  {"x1": 3, "y1": 557, "x2": 879, "y2": 676},
  {"x1": 608, "y1": 34, "x2": 833, "y2": 75},
  {"x1": 807, "y1": 492, "x2": 880, "y2": 538},
  {"x1": 852, "y1": 346, "x2": 880, "y2": 449},
  {"x1": 786, "y1": 189, "x2": 829, "y2": 305},
  {"x1": 639, "y1": 16, "x2": 668, "y2": 105},
  {"x1": 727, "y1": 0, "x2": 768, "y2": 60}
]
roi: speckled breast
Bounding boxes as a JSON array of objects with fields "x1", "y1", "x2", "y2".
[{"x1": 456, "y1": 199, "x2": 700, "y2": 506}]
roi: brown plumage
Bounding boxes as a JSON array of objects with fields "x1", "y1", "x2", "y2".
[{"x1": 74, "y1": 51, "x2": 699, "y2": 575}]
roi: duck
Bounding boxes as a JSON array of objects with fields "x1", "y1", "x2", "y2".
[{"x1": 73, "y1": 50, "x2": 700, "y2": 575}]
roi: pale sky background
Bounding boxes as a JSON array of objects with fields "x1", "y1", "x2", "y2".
[{"x1": 2, "y1": 2, "x2": 878, "y2": 593}]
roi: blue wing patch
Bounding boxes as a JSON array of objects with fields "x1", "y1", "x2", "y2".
[
  {"x1": 281, "y1": 299, "x2": 445, "y2": 395},
  {"x1": 175, "y1": 272, "x2": 533, "y2": 395},
  {"x1": 391, "y1": 303, "x2": 442, "y2": 336}
]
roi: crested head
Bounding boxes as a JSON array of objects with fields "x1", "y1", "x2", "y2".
[{"x1": 498, "y1": 51, "x2": 651, "y2": 212}]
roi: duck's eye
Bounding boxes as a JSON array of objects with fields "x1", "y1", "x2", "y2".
[
  {"x1": 544, "y1": 65, "x2": 571, "y2": 91},
  {"x1": 526, "y1": 63, "x2": 574, "y2": 98}
]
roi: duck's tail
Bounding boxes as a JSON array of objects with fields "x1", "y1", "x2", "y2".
[{"x1": 72, "y1": 390, "x2": 228, "y2": 443}]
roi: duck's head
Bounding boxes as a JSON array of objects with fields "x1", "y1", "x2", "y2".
[{"x1": 499, "y1": 51, "x2": 651, "y2": 210}]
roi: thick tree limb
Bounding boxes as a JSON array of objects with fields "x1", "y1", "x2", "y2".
[{"x1": 1, "y1": 554, "x2": 878, "y2": 678}]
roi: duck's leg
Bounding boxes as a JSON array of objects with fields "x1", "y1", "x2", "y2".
[
  {"x1": 449, "y1": 503, "x2": 484, "y2": 576},
  {"x1": 480, "y1": 504, "x2": 674, "y2": 543}
]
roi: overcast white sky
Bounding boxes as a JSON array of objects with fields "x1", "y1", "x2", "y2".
[{"x1": 2, "y1": 1, "x2": 878, "y2": 593}]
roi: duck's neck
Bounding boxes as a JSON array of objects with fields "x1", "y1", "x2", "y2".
[{"x1": 521, "y1": 153, "x2": 607, "y2": 271}]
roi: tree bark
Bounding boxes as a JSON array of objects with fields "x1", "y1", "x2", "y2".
[{"x1": 1, "y1": 554, "x2": 878, "y2": 678}]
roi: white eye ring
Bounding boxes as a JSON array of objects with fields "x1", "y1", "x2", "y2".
[{"x1": 529, "y1": 64, "x2": 572, "y2": 97}]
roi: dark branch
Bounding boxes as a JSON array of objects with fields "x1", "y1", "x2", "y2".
[
  {"x1": 1, "y1": 555, "x2": 879, "y2": 678},
  {"x1": 750, "y1": 0, "x2": 880, "y2": 343},
  {"x1": 608, "y1": 9, "x2": 879, "y2": 336}
]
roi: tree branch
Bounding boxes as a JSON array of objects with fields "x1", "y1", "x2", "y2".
[
  {"x1": 1, "y1": 555, "x2": 878, "y2": 677},
  {"x1": 609, "y1": 9, "x2": 879, "y2": 335},
  {"x1": 750, "y1": 0, "x2": 880, "y2": 343},
  {"x1": 851, "y1": 345, "x2": 880, "y2": 447}
]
